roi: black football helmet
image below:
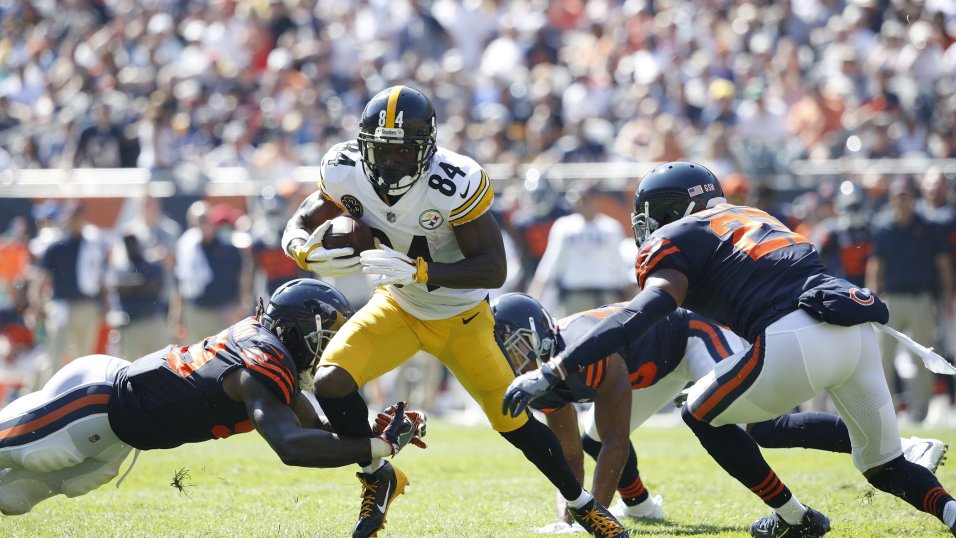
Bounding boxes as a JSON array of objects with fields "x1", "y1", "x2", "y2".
[
  {"x1": 258, "y1": 278, "x2": 354, "y2": 377},
  {"x1": 357, "y1": 85, "x2": 438, "y2": 198},
  {"x1": 490, "y1": 293, "x2": 558, "y2": 375},
  {"x1": 631, "y1": 161, "x2": 724, "y2": 247}
]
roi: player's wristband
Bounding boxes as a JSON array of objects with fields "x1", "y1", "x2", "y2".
[
  {"x1": 282, "y1": 228, "x2": 311, "y2": 257},
  {"x1": 414, "y1": 257, "x2": 429, "y2": 284}
]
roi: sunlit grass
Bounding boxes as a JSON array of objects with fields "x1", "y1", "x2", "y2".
[{"x1": 3, "y1": 419, "x2": 954, "y2": 537}]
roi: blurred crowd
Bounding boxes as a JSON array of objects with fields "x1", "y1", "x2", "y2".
[
  {"x1": 2, "y1": 0, "x2": 956, "y2": 425},
  {"x1": 0, "y1": 0, "x2": 954, "y2": 182}
]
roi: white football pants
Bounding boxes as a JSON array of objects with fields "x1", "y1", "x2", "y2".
[
  {"x1": 685, "y1": 309, "x2": 900, "y2": 472},
  {"x1": 0, "y1": 354, "x2": 132, "y2": 515}
]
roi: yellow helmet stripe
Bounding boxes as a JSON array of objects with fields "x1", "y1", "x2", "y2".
[{"x1": 384, "y1": 86, "x2": 404, "y2": 128}]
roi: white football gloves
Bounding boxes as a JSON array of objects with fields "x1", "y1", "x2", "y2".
[
  {"x1": 289, "y1": 220, "x2": 361, "y2": 277},
  {"x1": 360, "y1": 245, "x2": 429, "y2": 286}
]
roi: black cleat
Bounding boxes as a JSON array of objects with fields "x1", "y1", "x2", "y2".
[
  {"x1": 750, "y1": 506, "x2": 831, "y2": 537},
  {"x1": 352, "y1": 461, "x2": 408, "y2": 538},
  {"x1": 567, "y1": 498, "x2": 630, "y2": 537}
]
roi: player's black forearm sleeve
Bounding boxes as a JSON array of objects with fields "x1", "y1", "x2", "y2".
[{"x1": 559, "y1": 287, "x2": 677, "y2": 373}]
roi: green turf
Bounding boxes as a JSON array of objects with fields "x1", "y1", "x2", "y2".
[{"x1": 3, "y1": 420, "x2": 955, "y2": 537}]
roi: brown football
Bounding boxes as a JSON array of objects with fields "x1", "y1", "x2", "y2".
[{"x1": 322, "y1": 214, "x2": 375, "y2": 254}]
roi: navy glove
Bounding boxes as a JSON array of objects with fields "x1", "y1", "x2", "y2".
[
  {"x1": 377, "y1": 402, "x2": 415, "y2": 457},
  {"x1": 501, "y1": 361, "x2": 562, "y2": 417},
  {"x1": 374, "y1": 402, "x2": 427, "y2": 449}
]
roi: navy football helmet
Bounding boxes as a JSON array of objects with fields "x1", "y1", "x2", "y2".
[
  {"x1": 358, "y1": 85, "x2": 438, "y2": 198},
  {"x1": 259, "y1": 278, "x2": 354, "y2": 376},
  {"x1": 631, "y1": 161, "x2": 724, "y2": 246},
  {"x1": 490, "y1": 293, "x2": 557, "y2": 375}
]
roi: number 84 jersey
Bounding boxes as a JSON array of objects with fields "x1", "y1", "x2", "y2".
[{"x1": 318, "y1": 141, "x2": 494, "y2": 320}]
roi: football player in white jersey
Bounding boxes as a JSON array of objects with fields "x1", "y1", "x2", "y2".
[{"x1": 282, "y1": 85, "x2": 629, "y2": 538}]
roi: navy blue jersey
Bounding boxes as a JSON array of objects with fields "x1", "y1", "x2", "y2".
[
  {"x1": 636, "y1": 204, "x2": 827, "y2": 342},
  {"x1": 817, "y1": 220, "x2": 871, "y2": 287},
  {"x1": 530, "y1": 306, "x2": 694, "y2": 412},
  {"x1": 108, "y1": 317, "x2": 298, "y2": 450},
  {"x1": 41, "y1": 236, "x2": 98, "y2": 301},
  {"x1": 871, "y1": 212, "x2": 946, "y2": 294}
]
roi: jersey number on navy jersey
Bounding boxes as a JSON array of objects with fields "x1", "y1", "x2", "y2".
[
  {"x1": 705, "y1": 206, "x2": 810, "y2": 261},
  {"x1": 166, "y1": 330, "x2": 229, "y2": 378}
]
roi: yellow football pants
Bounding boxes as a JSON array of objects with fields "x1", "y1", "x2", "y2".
[{"x1": 319, "y1": 290, "x2": 526, "y2": 432}]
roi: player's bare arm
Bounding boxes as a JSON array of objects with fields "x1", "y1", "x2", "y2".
[
  {"x1": 426, "y1": 211, "x2": 507, "y2": 289},
  {"x1": 224, "y1": 368, "x2": 375, "y2": 468},
  {"x1": 290, "y1": 391, "x2": 333, "y2": 432},
  {"x1": 643, "y1": 269, "x2": 689, "y2": 306},
  {"x1": 588, "y1": 353, "x2": 632, "y2": 507},
  {"x1": 283, "y1": 192, "x2": 359, "y2": 276},
  {"x1": 282, "y1": 191, "x2": 344, "y2": 254}
]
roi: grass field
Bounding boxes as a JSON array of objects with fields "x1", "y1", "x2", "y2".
[{"x1": 3, "y1": 418, "x2": 955, "y2": 537}]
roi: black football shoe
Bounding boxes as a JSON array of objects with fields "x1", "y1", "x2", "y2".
[
  {"x1": 352, "y1": 461, "x2": 408, "y2": 538},
  {"x1": 567, "y1": 498, "x2": 630, "y2": 537},
  {"x1": 750, "y1": 506, "x2": 831, "y2": 537}
]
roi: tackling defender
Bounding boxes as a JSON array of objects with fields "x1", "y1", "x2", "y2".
[
  {"x1": 492, "y1": 293, "x2": 947, "y2": 529},
  {"x1": 504, "y1": 161, "x2": 956, "y2": 537},
  {"x1": 0, "y1": 279, "x2": 424, "y2": 518},
  {"x1": 283, "y1": 85, "x2": 628, "y2": 538}
]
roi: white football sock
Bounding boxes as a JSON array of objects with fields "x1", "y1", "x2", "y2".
[
  {"x1": 943, "y1": 500, "x2": 956, "y2": 528},
  {"x1": 362, "y1": 459, "x2": 384, "y2": 474},
  {"x1": 774, "y1": 497, "x2": 808, "y2": 525},
  {"x1": 566, "y1": 490, "x2": 593, "y2": 509}
]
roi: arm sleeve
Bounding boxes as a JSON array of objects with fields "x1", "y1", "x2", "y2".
[{"x1": 560, "y1": 287, "x2": 678, "y2": 373}]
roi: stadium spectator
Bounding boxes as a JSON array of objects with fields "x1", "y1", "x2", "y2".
[
  {"x1": 71, "y1": 103, "x2": 129, "y2": 169},
  {"x1": 28, "y1": 202, "x2": 107, "y2": 386},
  {"x1": 916, "y1": 167, "x2": 956, "y2": 421},
  {"x1": 106, "y1": 232, "x2": 167, "y2": 361},
  {"x1": 0, "y1": 1, "x2": 950, "y2": 177},
  {"x1": 528, "y1": 181, "x2": 630, "y2": 317},
  {"x1": 249, "y1": 193, "x2": 305, "y2": 297},
  {"x1": 867, "y1": 177, "x2": 953, "y2": 424},
  {"x1": 818, "y1": 181, "x2": 872, "y2": 287},
  {"x1": 508, "y1": 170, "x2": 571, "y2": 289},
  {"x1": 170, "y1": 201, "x2": 249, "y2": 344}
]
